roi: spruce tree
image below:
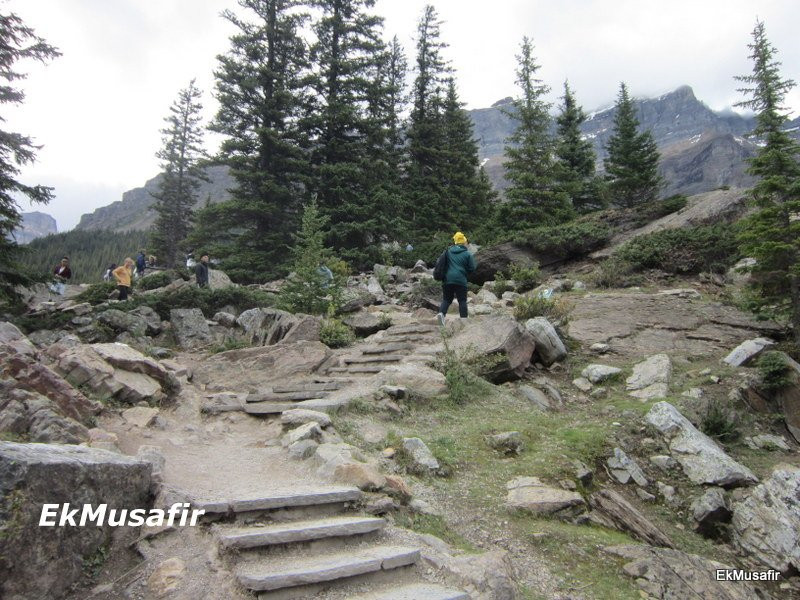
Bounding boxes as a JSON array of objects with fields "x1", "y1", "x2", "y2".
[
  {"x1": 405, "y1": 4, "x2": 450, "y2": 235},
  {"x1": 150, "y1": 79, "x2": 207, "y2": 268},
  {"x1": 603, "y1": 83, "x2": 663, "y2": 208},
  {"x1": 440, "y1": 78, "x2": 495, "y2": 230},
  {"x1": 305, "y1": 0, "x2": 389, "y2": 267},
  {"x1": 200, "y1": 0, "x2": 310, "y2": 283},
  {"x1": 555, "y1": 81, "x2": 604, "y2": 213},
  {"x1": 735, "y1": 20, "x2": 800, "y2": 342},
  {"x1": 497, "y1": 37, "x2": 572, "y2": 230},
  {"x1": 0, "y1": 11, "x2": 60, "y2": 304}
]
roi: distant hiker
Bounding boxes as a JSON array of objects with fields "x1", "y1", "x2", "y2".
[
  {"x1": 103, "y1": 263, "x2": 117, "y2": 282},
  {"x1": 51, "y1": 257, "x2": 72, "y2": 295},
  {"x1": 186, "y1": 253, "x2": 196, "y2": 268},
  {"x1": 135, "y1": 250, "x2": 146, "y2": 278},
  {"x1": 436, "y1": 232, "x2": 476, "y2": 326},
  {"x1": 195, "y1": 254, "x2": 210, "y2": 288},
  {"x1": 148, "y1": 255, "x2": 157, "y2": 268},
  {"x1": 317, "y1": 264, "x2": 334, "y2": 289},
  {"x1": 113, "y1": 258, "x2": 134, "y2": 301},
  {"x1": 405, "y1": 243, "x2": 414, "y2": 252}
]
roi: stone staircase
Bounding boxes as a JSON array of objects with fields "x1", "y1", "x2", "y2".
[
  {"x1": 243, "y1": 379, "x2": 355, "y2": 416},
  {"x1": 324, "y1": 323, "x2": 441, "y2": 377},
  {"x1": 195, "y1": 486, "x2": 468, "y2": 599}
]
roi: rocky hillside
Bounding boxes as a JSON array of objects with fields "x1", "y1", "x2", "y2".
[
  {"x1": 473, "y1": 85, "x2": 800, "y2": 196},
  {"x1": 75, "y1": 164, "x2": 233, "y2": 232},
  {"x1": 13, "y1": 211, "x2": 57, "y2": 244}
]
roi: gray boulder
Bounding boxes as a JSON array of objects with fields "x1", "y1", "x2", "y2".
[
  {"x1": 342, "y1": 311, "x2": 383, "y2": 336},
  {"x1": 449, "y1": 316, "x2": 535, "y2": 382},
  {"x1": 645, "y1": 401, "x2": 758, "y2": 488},
  {"x1": 402, "y1": 437, "x2": 440, "y2": 475},
  {"x1": 170, "y1": 308, "x2": 213, "y2": 349},
  {"x1": 505, "y1": 476, "x2": 585, "y2": 519},
  {"x1": 524, "y1": 317, "x2": 567, "y2": 366},
  {"x1": 236, "y1": 307, "x2": 320, "y2": 346},
  {"x1": 485, "y1": 431, "x2": 524, "y2": 455},
  {"x1": 691, "y1": 487, "x2": 730, "y2": 537},
  {"x1": 589, "y1": 489, "x2": 673, "y2": 548},
  {"x1": 731, "y1": 465, "x2": 800, "y2": 573},
  {"x1": 96, "y1": 309, "x2": 147, "y2": 338},
  {"x1": 722, "y1": 337, "x2": 775, "y2": 367},
  {"x1": 212, "y1": 311, "x2": 238, "y2": 328},
  {"x1": 0, "y1": 382, "x2": 89, "y2": 444},
  {"x1": 0, "y1": 442, "x2": 151, "y2": 600},
  {"x1": 129, "y1": 305, "x2": 162, "y2": 335},
  {"x1": 339, "y1": 288, "x2": 377, "y2": 313},
  {"x1": 581, "y1": 364, "x2": 621, "y2": 383},
  {"x1": 606, "y1": 447, "x2": 648, "y2": 486}
]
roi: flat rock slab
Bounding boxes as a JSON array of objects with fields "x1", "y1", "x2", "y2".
[
  {"x1": 723, "y1": 337, "x2": 775, "y2": 367},
  {"x1": 218, "y1": 515, "x2": 385, "y2": 549},
  {"x1": 567, "y1": 292, "x2": 781, "y2": 359},
  {"x1": 589, "y1": 489, "x2": 672, "y2": 548},
  {"x1": 192, "y1": 486, "x2": 361, "y2": 515},
  {"x1": 236, "y1": 546, "x2": 420, "y2": 591},
  {"x1": 506, "y1": 476, "x2": 585, "y2": 518},
  {"x1": 604, "y1": 543, "x2": 759, "y2": 600},
  {"x1": 355, "y1": 583, "x2": 469, "y2": 600},
  {"x1": 645, "y1": 401, "x2": 757, "y2": 487}
]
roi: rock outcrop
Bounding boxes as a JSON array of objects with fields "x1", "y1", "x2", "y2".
[
  {"x1": 237, "y1": 307, "x2": 321, "y2": 346},
  {"x1": 626, "y1": 353, "x2": 671, "y2": 400},
  {"x1": 731, "y1": 466, "x2": 800, "y2": 573},
  {"x1": 449, "y1": 316, "x2": 535, "y2": 382},
  {"x1": 0, "y1": 442, "x2": 152, "y2": 600},
  {"x1": 588, "y1": 489, "x2": 673, "y2": 548},
  {"x1": 505, "y1": 476, "x2": 585, "y2": 519},
  {"x1": 645, "y1": 401, "x2": 757, "y2": 488},
  {"x1": 524, "y1": 317, "x2": 567, "y2": 366}
]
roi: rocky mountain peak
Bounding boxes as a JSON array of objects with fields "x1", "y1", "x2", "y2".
[{"x1": 13, "y1": 211, "x2": 58, "y2": 244}]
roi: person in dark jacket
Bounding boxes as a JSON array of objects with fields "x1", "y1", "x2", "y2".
[
  {"x1": 135, "y1": 250, "x2": 146, "y2": 279},
  {"x1": 52, "y1": 257, "x2": 72, "y2": 295},
  {"x1": 437, "y1": 232, "x2": 476, "y2": 326},
  {"x1": 195, "y1": 254, "x2": 210, "y2": 288}
]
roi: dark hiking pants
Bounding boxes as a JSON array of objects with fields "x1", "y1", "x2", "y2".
[
  {"x1": 440, "y1": 284, "x2": 468, "y2": 318},
  {"x1": 118, "y1": 285, "x2": 130, "y2": 301}
]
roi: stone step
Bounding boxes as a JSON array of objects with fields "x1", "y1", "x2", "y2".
[
  {"x1": 361, "y1": 343, "x2": 413, "y2": 354},
  {"x1": 272, "y1": 382, "x2": 344, "y2": 393},
  {"x1": 377, "y1": 334, "x2": 438, "y2": 345},
  {"x1": 218, "y1": 516, "x2": 386, "y2": 549},
  {"x1": 343, "y1": 354, "x2": 405, "y2": 364},
  {"x1": 353, "y1": 583, "x2": 470, "y2": 600},
  {"x1": 386, "y1": 324, "x2": 439, "y2": 335},
  {"x1": 247, "y1": 390, "x2": 330, "y2": 403},
  {"x1": 192, "y1": 486, "x2": 362, "y2": 516},
  {"x1": 244, "y1": 402, "x2": 298, "y2": 415},
  {"x1": 236, "y1": 546, "x2": 420, "y2": 592},
  {"x1": 327, "y1": 366, "x2": 385, "y2": 374}
]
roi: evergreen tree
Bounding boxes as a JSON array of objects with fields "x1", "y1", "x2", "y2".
[
  {"x1": 734, "y1": 20, "x2": 800, "y2": 342},
  {"x1": 555, "y1": 81, "x2": 604, "y2": 213},
  {"x1": 279, "y1": 197, "x2": 341, "y2": 315},
  {"x1": 497, "y1": 37, "x2": 572, "y2": 230},
  {"x1": 198, "y1": 0, "x2": 310, "y2": 283},
  {"x1": 603, "y1": 82, "x2": 663, "y2": 208},
  {"x1": 0, "y1": 11, "x2": 60, "y2": 304},
  {"x1": 149, "y1": 79, "x2": 207, "y2": 268},
  {"x1": 305, "y1": 0, "x2": 389, "y2": 267},
  {"x1": 405, "y1": 4, "x2": 450, "y2": 235},
  {"x1": 440, "y1": 78, "x2": 495, "y2": 230}
]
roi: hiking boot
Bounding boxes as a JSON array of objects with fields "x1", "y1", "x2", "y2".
[{"x1": 436, "y1": 313, "x2": 446, "y2": 327}]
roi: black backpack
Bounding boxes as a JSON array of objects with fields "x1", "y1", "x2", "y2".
[{"x1": 433, "y1": 248, "x2": 449, "y2": 281}]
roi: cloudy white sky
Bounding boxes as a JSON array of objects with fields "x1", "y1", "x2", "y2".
[{"x1": 6, "y1": 0, "x2": 799, "y2": 231}]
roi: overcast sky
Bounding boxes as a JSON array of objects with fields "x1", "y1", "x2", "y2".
[{"x1": 6, "y1": 0, "x2": 799, "y2": 231}]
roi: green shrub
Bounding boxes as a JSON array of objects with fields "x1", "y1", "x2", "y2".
[
  {"x1": 434, "y1": 337, "x2": 499, "y2": 404},
  {"x1": 514, "y1": 221, "x2": 612, "y2": 260},
  {"x1": 508, "y1": 262, "x2": 541, "y2": 292},
  {"x1": 136, "y1": 271, "x2": 175, "y2": 291},
  {"x1": 492, "y1": 271, "x2": 511, "y2": 296},
  {"x1": 115, "y1": 286, "x2": 275, "y2": 320},
  {"x1": 319, "y1": 319, "x2": 356, "y2": 348},
  {"x1": 377, "y1": 313, "x2": 393, "y2": 330},
  {"x1": 12, "y1": 310, "x2": 74, "y2": 334},
  {"x1": 513, "y1": 294, "x2": 571, "y2": 322},
  {"x1": 591, "y1": 257, "x2": 643, "y2": 289},
  {"x1": 74, "y1": 282, "x2": 117, "y2": 305},
  {"x1": 615, "y1": 224, "x2": 740, "y2": 274},
  {"x1": 757, "y1": 351, "x2": 791, "y2": 391},
  {"x1": 701, "y1": 398, "x2": 741, "y2": 443},
  {"x1": 633, "y1": 195, "x2": 688, "y2": 224},
  {"x1": 209, "y1": 338, "x2": 249, "y2": 355}
]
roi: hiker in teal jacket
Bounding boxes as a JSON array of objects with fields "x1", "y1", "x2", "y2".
[{"x1": 437, "y1": 231, "x2": 477, "y2": 326}]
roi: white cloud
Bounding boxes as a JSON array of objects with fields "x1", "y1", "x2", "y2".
[{"x1": 5, "y1": 0, "x2": 798, "y2": 230}]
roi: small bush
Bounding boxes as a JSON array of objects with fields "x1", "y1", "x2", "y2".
[
  {"x1": 319, "y1": 319, "x2": 356, "y2": 348},
  {"x1": 590, "y1": 257, "x2": 643, "y2": 289},
  {"x1": 757, "y1": 351, "x2": 791, "y2": 392},
  {"x1": 74, "y1": 282, "x2": 117, "y2": 305},
  {"x1": 513, "y1": 294, "x2": 571, "y2": 322},
  {"x1": 209, "y1": 339, "x2": 249, "y2": 355},
  {"x1": 434, "y1": 337, "x2": 498, "y2": 404},
  {"x1": 701, "y1": 398, "x2": 741, "y2": 443},
  {"x1": 633, "y1": 195, "x2": 688, "y2": 224},
  {"x1": 377, "y1": 313, "x2": 393, "y2": 330},
  {"x1": 514, "y1": 221, "x2": 612, "y2": 260},
  {"x1": 114, "y1": 286, "x2": 275, "y2": 320},
  {"x1": 13, "y1": 310, "x2": 74, "y2": 334},
  {"x1": 615, "y1": 224, "x2": 740, "y2": 274},
  {"x1": 492, "y1": 271, "x2": 511, "y2": 296},
  {"x1": 136, "y1": 271, "x2": 175, "y2": 291},
  {"x1": 508, "y1": 262, "x2": 541, "y2": 292}
]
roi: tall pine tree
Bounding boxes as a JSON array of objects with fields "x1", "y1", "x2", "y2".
[
  {"x1": 497, "y1": 37, "x2": 572, "y2": 230},
  {"x1": 198, "y1": 0, "x2": 310, "y2": 282},
  {"x1": 0, "y1": 11, "x2": 59, "y2": 304},
  {"x1": 735, "y1": 20, "x2": 800, "y2": 342},
  {"x1": 603, "y1": 83, "x2": 662, "y2": 208},
  {"x1": 305, "y1": 0, "x2": 389, "y2": 267},
  {"x1": 150, "y1": 79, "x2": 207, "y2": 268},
  {"x1": 440, "y1": 78, "x2": 495, "y2": 231},
  {"x1": 555, "y1": 81, "x2": 604, "y2": 213},
  {"x1": 405, "y1": 5, "x2": 450, "y2": 236}
]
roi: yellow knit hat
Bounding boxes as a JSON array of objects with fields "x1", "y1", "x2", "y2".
[{"x1": 453, "y1": 231, "x2": 467, "y2": 245}]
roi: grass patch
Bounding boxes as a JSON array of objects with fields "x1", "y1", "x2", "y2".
[
  {"x1": 208, "y1": 339, "x2": 250, "y2": 355},
  {"x1": 395, "y1": 512, "x2": 478, "y2": 553}
]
